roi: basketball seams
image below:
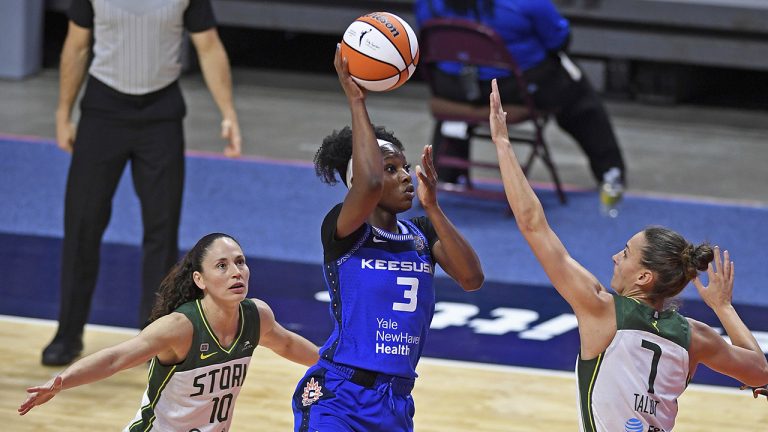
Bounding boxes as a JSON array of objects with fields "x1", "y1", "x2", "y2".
[
  {"x1": 342, "y1": 12, "x2": 418, "y2": 91},
  {"x1": 388, "y1": 14, "x2": 418, "y2": 66},
  {"x1": 356, "y1": 17, "x2": 410, "y2": 71},
  {"x1": 391, "y1": 20, "x2": 415, "y2": 89},
  {"x1": 353, "y1": 75, "x2": 401, "y2": 92},
  {"x1": 341, "y1": 41, "x2": 400, "y2": 80}
]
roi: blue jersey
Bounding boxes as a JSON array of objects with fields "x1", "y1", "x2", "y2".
[{"x1": 318, "y1": 204, "x2": 439, "y2": 378}]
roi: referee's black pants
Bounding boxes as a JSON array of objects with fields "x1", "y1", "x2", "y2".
[{"x1": 55, "y1": 113, "x2": 184, "y2": 342}]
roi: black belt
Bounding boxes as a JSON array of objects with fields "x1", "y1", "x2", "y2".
[
  {"x1": 318, "y1": 359, "x2": 415, "y2": 394},
  {"x1": 350, "y1": 367, "x2": 379, "y2": 388}
]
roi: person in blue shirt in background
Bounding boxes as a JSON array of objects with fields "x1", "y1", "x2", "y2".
[{"x1": 415, "y1": 0, "x2": 626, "y2": 193}]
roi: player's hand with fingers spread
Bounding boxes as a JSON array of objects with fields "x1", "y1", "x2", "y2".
[
  {"x1": 740, "y1": 384, "x2": 768, "y2": 402},
  {"x1": 755, "y1": 386, "x2": 768, "y2": 401},
  {"x1": 334, "y1": 44, "x2": 365, "y2": 102},
  {"x1": 18, "y1": 375, "x2": 64, "y2": 415},
  {"x1": 692, "y1": 246, "x2": 735, "y2": 312},
  {"x1": 489, "y1": 79, "x2": 510, "y2": 145},
  {"x1": 416, "y1": 145, "x2": 438, "y2": 209}
]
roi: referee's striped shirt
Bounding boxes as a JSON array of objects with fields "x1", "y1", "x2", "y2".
[{"x1": 69, "y1": 0, "x2": 216, "y2": 95}]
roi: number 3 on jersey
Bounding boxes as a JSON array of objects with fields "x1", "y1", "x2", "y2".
[{"x1": 392, "y1": 277, "x2": 418, "y2": 312}]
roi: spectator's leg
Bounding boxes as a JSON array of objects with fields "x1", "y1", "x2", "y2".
[
  {"x1": 430, "y1": 69, "x2": 473, "y2": 184},
  {"x1": 554, "y1": 78, "x2": 626, "y2": 184},
  {"x1": 432, "y1": 121, "x2": 470, "y2": 184}
]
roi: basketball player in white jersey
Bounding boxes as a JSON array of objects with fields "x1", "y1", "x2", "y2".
[
  {"x1": 19, "y1": 233, "x2": 318, "y2": 432},
  {"x1": 488, "y1": 79, "x2": 768, "y2": 432}
]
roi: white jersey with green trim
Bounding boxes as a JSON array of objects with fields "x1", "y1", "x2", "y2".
[
  {"x1": 124, "y1": 299, "x2": 260, "y2": 432},
  {"x1": 577, "y1": 295, "x2": 690, "y2": 432}
]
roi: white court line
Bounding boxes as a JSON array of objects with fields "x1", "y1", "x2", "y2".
[
  {"x1": 3, "y1": 314, "x2": 748, "y2": 396},
  {"x1": 418, "y1": 357, "x2": 747, "y2": 396},
  {"x1": 1, "y1": 314, "x2": 139, "y2": 336}
]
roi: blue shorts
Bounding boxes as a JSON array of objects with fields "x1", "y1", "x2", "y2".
[{"x1": 292, "y1": 360, "x2": 416, "y2": 432}]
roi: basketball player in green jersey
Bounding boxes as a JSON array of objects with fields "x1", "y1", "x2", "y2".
[
  {"x1": 488, "y1": 80, "x2": 768, "y2": 432},
  {"x1": 19, "y1": 233, "x2": 319, "y2": 431}
]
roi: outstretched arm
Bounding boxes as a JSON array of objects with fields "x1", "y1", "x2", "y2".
[
  {"x1": 19, "y1": 314, "x2": 191, "y2": 415},
  {"x1": 489, "y1": 80, "x2": 608, "y2": 316},
  {"x1": 416, "y1": 145, "x2": 483, "y2": 291},
  {"x1": 254, "y1": 299, "x2": 319, "y2": 367},
  {"x1": 690, "y1": 248, "x2": 768, "y2": 386},
  {"x1": 190, "y1": 28, "x2": 242, "y2": 158},
  {"x1": 334, "y1": 45, "x2": 384, "y2": 238}
]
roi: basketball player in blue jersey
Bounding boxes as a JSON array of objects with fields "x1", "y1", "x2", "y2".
[
  {"x1": 488, "y1": 79, "x2": 768, "y2": 431},
  {"x1": 19, "y1": 233, "x2": 319, "y2": 431},
  {"x1": 291, "y1": 47, "x2": 484, "y2": 432}
]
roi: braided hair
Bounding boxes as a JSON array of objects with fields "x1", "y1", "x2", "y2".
[{"x1": 313, "y1": 125, "x2": 404, "y2": 187}]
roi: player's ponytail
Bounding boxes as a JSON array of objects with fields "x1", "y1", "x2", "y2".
[
  {"x1": 641, "y1": 226, "x2": 714, "y2": 307},
  {"x1": 148, "y1": 233, "x2": 239, "y2": 323}
]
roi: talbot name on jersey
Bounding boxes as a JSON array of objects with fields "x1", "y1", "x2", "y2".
[
  {"x1": 190, "y1": 363, "x2": 248, "y2": 397},
  {"x1": 361, "y1": 259, "x2": 431, "y2": 273},
  {"x1": 633, "y1": 393, "x2": 659, "y2": 416}
]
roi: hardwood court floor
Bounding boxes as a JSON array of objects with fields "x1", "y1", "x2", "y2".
[{"x1": 2, "y1": 316, "x2": 765, "y2": 431}]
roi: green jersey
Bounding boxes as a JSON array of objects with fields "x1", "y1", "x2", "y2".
[
  {"x1": 577, "y1": 295, "x2": 690, "y2": 432},
  {"x1": 125, "y1": 299, "x2": 260, "y2": 432}
]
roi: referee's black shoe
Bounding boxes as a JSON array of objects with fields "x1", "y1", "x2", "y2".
[{"x1": 42, "y1": 336, "x2": 83, "y2": 366}]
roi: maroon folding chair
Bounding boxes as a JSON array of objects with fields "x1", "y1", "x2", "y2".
[{"x1": 419, "y1": 18, "x2": 566, "y2": 203}]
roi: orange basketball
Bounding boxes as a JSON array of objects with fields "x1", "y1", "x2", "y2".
[{"x1": 340, "y1": 12, "x2": 419, "y2": 92}]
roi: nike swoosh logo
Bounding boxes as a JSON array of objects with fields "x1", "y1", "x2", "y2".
[
  {"x1": 200, "y1": 351, "x2": 219, "y2": 360},
  {"x1": 372, "y1": 237, "x2": 387, "y2": 243}
]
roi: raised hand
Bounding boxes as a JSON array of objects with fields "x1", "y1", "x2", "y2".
[
  {"x1": 415, "y1": 145, "x2": 438, "y2": 209},
  {"x1": 334, "y1": 44, "x2": 365, "y2": 102},
  {"x1": 18, "y1": 375, "x2": 63, "y2": 415},
  {"x1": 693, "y1": 246, "x2": 735, "y2": 311},
  {"x1": 489, "y1": 79, "x2": 509, "y2": 145}
]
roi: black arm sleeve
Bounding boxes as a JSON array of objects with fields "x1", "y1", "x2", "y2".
[
  {"x1": 68, "y1": 0, "x2": 94, "y2": 28},
  {"x1": 321, "y1": 203, "x2": 367, "y2": 262},
  {"x1": 185, "y1": 0, "x2": 217, "y2": 33}
]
